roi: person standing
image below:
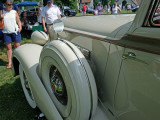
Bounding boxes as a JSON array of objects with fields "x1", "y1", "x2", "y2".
[
  {"x1": 93, "y1": 5, "x2": 98, "y2": 15},
  {"x1": 41, "y1": 0, "x2": 61, "y2": 40},
  {"x1": 82, "y1": 3, "x2": 88, "y2": 16},
  {"x1": 97, "y1": 2, "x2": 103, "y2": 15},
  {"x1": 21, "y1": 12, "x2": 31, "y2": 38},
  {"x1": 111, "y1": 2, "x2": 121, "y2": 15},
  {"x1": 122, "y1": 0, "x2": 127, "y2": 10},
  {"x1": 0, "y1": 0, "x2": 22, "y2": 69}
]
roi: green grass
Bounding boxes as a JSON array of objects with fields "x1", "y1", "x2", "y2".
[{"x1": 0, "y1": 38, "x2": 40, "y2": 120}]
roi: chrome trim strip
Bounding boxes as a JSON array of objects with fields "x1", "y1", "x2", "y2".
[{"x1": 64, "y1": 28, "x2": 160, "y2": 55}]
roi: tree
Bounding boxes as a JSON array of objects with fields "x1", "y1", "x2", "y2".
[{"x1": 42, "y1": 0, "x2": 78, "y2": 9}]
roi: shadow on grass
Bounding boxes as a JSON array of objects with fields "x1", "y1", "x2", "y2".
[
  {"x1": 0, "y1": 59, "x2": 7, "y2": 66},
  {"x1": 0, "y1": 77, "x2": 39, "y2": 120}
]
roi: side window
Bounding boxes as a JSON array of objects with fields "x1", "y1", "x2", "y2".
[
  {"x1": 152, "y1": 3, "x2": 160, "y2": 24},
  {"x1": 144, "y1": 0, "x2": 160, "y2": 27}
]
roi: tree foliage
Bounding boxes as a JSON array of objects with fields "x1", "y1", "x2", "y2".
[{"x1": 93, "y1": 0, "x2": 116, "y2": 6}]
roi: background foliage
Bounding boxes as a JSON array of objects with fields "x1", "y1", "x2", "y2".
[{"x1": 93, "y1": 0, "x2": 116, "y2": 6}]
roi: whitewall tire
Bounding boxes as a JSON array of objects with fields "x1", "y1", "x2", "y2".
[{"x1": 19, "y1": 64, "x2": 36, "y2": 108}]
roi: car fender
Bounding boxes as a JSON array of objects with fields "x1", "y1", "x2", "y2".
[{"x1": 12, "y1": 44, "x2": 63, "y2": 120}]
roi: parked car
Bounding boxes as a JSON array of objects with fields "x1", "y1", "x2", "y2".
[
  {"x1": 132, "y1": 5, "x2": 139, "y2": 12},
  {"x1": 12, "y1": 0, "x2": 160, "y2": 120},
  {"x1": 87, "y1": 6, "x2": 94, "y2": 14},
  {"x1": 63, "y1": 6, "x2": 77, "y2": 16}
]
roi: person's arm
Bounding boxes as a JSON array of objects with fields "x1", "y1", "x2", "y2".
[
  {"x1": 16, "y1": 12, "x2": 22, "y2": 32},
  {"x1": 42, "y1": 17, "x2": 47, "y2": 32},
  {"x1": 58, "y1": 15, "x2": 61, "y2": 19},
  {"x1": 37, "y1": 8, "x2": 40, "y2": 17},
  {"x1": 57, "y1": 7, "x2": 61, "y2": 19},
  {"x1": 118, "y1": 7, "x2": 121, "y2": 12},
  {"x1": 41, "y1": 8, "x2": 47, "y2": 32}
]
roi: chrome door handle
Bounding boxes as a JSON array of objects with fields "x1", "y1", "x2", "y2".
[
  {"x1": 122, "y1": 52, "x2": 148, "y2": 65},
  {"x1": 122, "y1": 52, "x2": 136, "y2": 60}
]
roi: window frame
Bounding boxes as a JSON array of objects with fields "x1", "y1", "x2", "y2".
[{"x1": 143, "y1": 0, "x2": 160, "y2": 27}]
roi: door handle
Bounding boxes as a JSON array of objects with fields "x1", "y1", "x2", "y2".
[
  {"x1": 122, "y1": 52, "x2": 136, "y2": 60},
  {"x1": 122, "y1": 52, "x2": 148, "y2": 65}
]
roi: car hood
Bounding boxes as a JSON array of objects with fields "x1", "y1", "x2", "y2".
[{"x1": 63, "y1": 14, "x2": 135, "y2": 38}]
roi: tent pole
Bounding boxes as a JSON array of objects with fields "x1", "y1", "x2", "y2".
[{"x1": 22, "y1": 0, "x2": 24, "y2": 10}]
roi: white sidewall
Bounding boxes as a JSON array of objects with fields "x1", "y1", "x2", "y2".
[{"x1": 19, "y1": 64, "x2": 36, "y2": 108}]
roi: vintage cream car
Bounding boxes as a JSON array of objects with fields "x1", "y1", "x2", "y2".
[{"x1": 12, "y1": 0, "x2": 160, "y2": 120}]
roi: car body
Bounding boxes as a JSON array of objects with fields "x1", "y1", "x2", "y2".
[
  {"x1": 12, "y1": 0, "x2": 160, "y2": 120},
  {"x1": 87, "y1": 6, "x2": 94, "y2": 14},
  {"x1": 63, "y1": 6, "x2": 77, "y2": 16}
]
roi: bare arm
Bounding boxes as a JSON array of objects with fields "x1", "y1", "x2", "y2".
[
  {"x1": 16, "y1": 12, "x2": 22, "y2": 32},
  {"x1": 42, "y1": 17, "x2": 47, "y2": 32},
  {"x1": 58, "y1": 15, "x2": 61, "y2": 19},
  {"x1": 37, "y1": 8, "x2": 40, "y2": 17},
  {"x1": 118, "y1": 7, "x2": 121, "y2": 12}
]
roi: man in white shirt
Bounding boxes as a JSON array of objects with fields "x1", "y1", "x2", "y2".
[{"x1": 42, "y1": 0, "x2": 61, "y2": 40}]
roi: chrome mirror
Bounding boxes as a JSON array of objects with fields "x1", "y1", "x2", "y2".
[{"x1": 52, "y1": 19, "x2": 64, "y2": 33}]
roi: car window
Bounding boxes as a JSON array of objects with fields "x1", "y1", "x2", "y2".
[
  {"x1": 30, "y1": 8, "x2": 35, "y2": 12},
  {"x1": 152, "y1": 2, "x2": 160, "y2": 25},
  {"x1": 144, "y1": 0, "x2": 160, "y2": 27},
  {"x1": 64, "y1": 6, "x2": 70, "y2": 9}
]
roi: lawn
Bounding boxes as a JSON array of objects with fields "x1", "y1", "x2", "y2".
[{"x1": 0, "y1": 38, "x2": 40, "y2": 120}]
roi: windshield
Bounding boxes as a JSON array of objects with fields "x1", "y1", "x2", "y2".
[{"x1": 64, "y1": 6, "x2": 70, "y2": 9}]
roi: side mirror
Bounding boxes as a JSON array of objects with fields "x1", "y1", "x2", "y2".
[{"x1": 52, "y1": 19, "x2": 64, "y2": 33}]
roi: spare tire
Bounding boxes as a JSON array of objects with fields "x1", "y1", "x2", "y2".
[{"x1": 39, "y1": 40, "x2": 97, "y2": 120}]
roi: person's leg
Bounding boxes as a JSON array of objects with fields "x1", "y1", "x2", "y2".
[
  {"x1": 12, "y1": 32, "x2": 22, "y2": 48},
  {"x1": 6, "y1": 43, "x2": 12, "y2": 68},
  {"x1": 3, "y1": 33, "x2": 12, "y2": 68},
  {"x1": 47, "y1": 24, "x2": 57, "y2": 40},
  {"x1": 13, "y1": 42, "x2": 20, "y2": 48}
]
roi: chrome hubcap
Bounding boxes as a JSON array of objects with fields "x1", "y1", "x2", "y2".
[
  {"x1": 23, "y1": 72, "x2": 33, "y2": 100},
  {"x1": 49, "y1": 66, "x2": 68, "y2": 105}
]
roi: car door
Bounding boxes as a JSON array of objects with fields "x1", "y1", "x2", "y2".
[{"x1": 114, "y1": 1, "x2": 160, "y2": 120}]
